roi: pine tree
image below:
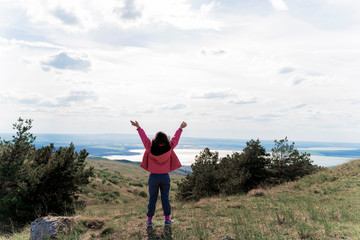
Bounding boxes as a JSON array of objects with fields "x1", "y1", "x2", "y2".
[{"x1": 0, "y1": 118, "x2": 93, "y2": 230}]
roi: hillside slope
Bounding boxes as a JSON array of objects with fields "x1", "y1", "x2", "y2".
[{"x1": 2, "y1": 158, "x2": 360, "y2": 240}]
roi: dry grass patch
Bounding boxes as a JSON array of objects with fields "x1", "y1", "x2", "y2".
[
  {"x1": 248, "y1": 188, "x2": 266, "y2": 197},
  {"x1": 194, "y1": 197, "x2": 222, "y2": 208},
  {"x1": 76, "y1": 217, "x2": 107, "y2": 230}
]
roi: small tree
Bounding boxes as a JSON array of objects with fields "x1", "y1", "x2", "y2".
[
  {"x1": 176, "y1": 148, "x2": 220, "y2": 200},
  {"x1": 176, "y1": 137, "x2": 323, "y2": 202},
  {"x1": 0, "y1": 118, "x2": 93, "y2": 229},
  {"x1": 240, "y1": 139, "x2": 271, "y2": 191},
  {"x1": 218, "y1": 152, "x2": 250, "y2": 195},
  {"x1": 218, "y1": 139, "x2": 270, "y2": 194},
  {"x1": 270, "y1": 137, "x2": 320, "y2": 182},
  {"x1": 177, "y1": 140, "x2": 270, "y2": 200}
]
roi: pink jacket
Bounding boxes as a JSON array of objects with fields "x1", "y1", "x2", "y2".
[{"x1": 137, "y1": 127, "x2": 182, "y2": 173}]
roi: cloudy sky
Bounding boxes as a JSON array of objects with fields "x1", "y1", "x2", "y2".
[{"x1": 1, "y1": 0, "x2": 360, "y2": 143}]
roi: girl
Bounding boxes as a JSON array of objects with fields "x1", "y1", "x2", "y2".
[{"x1": 130, "y1": 120, "x2": 187, "y2": 227}]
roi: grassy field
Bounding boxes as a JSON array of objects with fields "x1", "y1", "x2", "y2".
[{"x1": 1, "y1": 158, "x2": 360, "y2": 240}]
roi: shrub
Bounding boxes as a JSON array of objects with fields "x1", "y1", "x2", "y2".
[
  {"x1": 218, "y1": 139, "x2": 270, "y2": 194},
  {"x1": 108, "y1": 178, "x2": 119, "y2": 185},
  {"x1": 98, "y1": 191, "x2": 119, "y2": 203},
  {"x1": 130, "y1": 182, "x2": 144, "y2": 187},
  {"x1": 269, "y1": 137, "x2": 321, "y2": 183},
  {"x1": 177, "y1": 138, "x2": 320, "y2": 201},
  {"x1": 100, "y1": 227, "x2": 114, "y2": 237},
  {"x1": 0, "y1": 118, "x2": 94, "y2": 229},
  {"x1": 138, "y1": 191, "x2": 148, "y2": 198},
  {"x1": 176, "y1": 148, "x2": 221, "y2": 200}
]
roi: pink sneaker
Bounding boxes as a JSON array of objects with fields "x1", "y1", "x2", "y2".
[
  {"x1": 164, "y1": 219, "x2": 174, "y2": 226},
  {"x1": 146, "y1": 219, "x2": 152, "y2": 227}
]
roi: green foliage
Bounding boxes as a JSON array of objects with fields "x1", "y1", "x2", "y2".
[
  {"x1": 177, "y1": 138, "x2": 321, "y2": 201},
  {"x1": 129, "y1": 182, "x2": 144, "y2": 187},
  {"x1": 138, "y1": 190, "x2": 148, "y2": 198},
  {"x1": 177, "y1": 140, "x2": 270, "y2": 200},
  {"x1": 218, "y1": 152, "x2": 249, "y2": 195},
  {"x1": 1, "y1": 158, "x2": 359, "y2": 239},
  {"x1": 0, "y1": 118, "x2": 94, "y2": 229},
  {"x1": 100, "y1": 227, "x2": 114, "y2": 237},
  {"x1": 269, "y1": 137, "x2": 321, "y2": 183},
  {"x1": 176, "y1": 148, "x2": 221, "y2": 200},
  {"x1": 219, "y1": 139, "x2": 270, "y2": 194},
  {"x1": 97, "y1": 191, "x2": 120, "y2": 203},
  {"x1": 94, "y1": 169, "x2": 125, "y2": 186}
]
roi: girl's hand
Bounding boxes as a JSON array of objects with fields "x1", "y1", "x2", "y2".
[
  {"x1": 130, "y1": 120, "x2": 140, "y2": 128},
  {"x1": 180, "y1": 121, "x2": 187, "y2": 129}
]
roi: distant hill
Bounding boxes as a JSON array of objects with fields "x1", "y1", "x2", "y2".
[{"x1": 1, "y1": 133, "x2": 358, "y2": 159}]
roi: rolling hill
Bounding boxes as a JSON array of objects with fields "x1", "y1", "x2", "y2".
[{"x1": 3, "y1": 158, "x2": 360, "y2": 239}]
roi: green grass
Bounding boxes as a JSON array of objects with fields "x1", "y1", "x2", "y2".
[{"x1": 2, "y1": 159, "x2": 360, "y2": 239}]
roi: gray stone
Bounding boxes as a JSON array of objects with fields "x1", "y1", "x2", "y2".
[
  {"x1": 30, "y1": 216, "x2": 76, "y2": 240},
  {"x1": 223, "y1": 236, "x2": 235, "y2": 240}
]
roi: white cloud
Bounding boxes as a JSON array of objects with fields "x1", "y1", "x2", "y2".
[
  {"x1": 200, "y1": 1, "x2": 218, "y2": 15},
  {"x1": 139, "y1": 0, "x2": 222, "y2": 30},
  {"x1": 258, "y1": 113, "x2": 283, "y2": 120},
  {"x1": 291, "y1": 103, "x2": 306, "y2": 109},
  {"x1": 52, "y1": 7, "x2": 79, "y2": 25},
  {"x1": 198, "y1": 47, "x2": 228, "y2": 57},
  {"x1": 114, "y1": 0, "x2": 142, "y2": 20},
  {"x1": 41, "y1": 51, "x2": 91, "y2": 72},
  {"x1": 0, "y1": 91, "x2": 43, "y2": 105},
  {"x1": 269, "y1": 0, "x2": 289, "y2": 11},
  {"x1": 284, "y1": 72, "x2": 333, "y2": 87},
  {"x1": 192, "y1": 89, "x2": 258, "y2": 106},
  {"x1": 1, "y1": 0, "x2": 360, "y2": 141},
  {"x1": 19, "y1": 0, "x2": 96, "y2": 32},
  {"x1": 279, "y1": 66, "x2": 295, "y2": 74},
  {"x1": 18, "y1": 0, "x2": 221, "y2": 32},
  {"x1": 161, "y1": 104, "x2": 187, "y2": 111},
  {"x1": 0, "y1": 90, "x2": 99, "y2": 108},
  {"x1": 228, "y1": 97, "x2": 258, "y2": 105},
  {"x1": 0, "y1": 38, "x2": 63, "y2": 50},
  {"x1": 349, "y1": 99, "x2": 360, "y2": 104},
  {"x1": 192, "y1": 89, "x2": 235, "y2": 99},
  {"x1": 291, "y1": 75, "x2": 305, "y2": 86},
  {"x1": 57, "y1": 91, "x2": 99, "y2": 105}
]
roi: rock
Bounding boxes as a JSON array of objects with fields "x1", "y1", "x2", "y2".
[
  {"x1": 223, "y1": 236, "x2": 235, "y2": 240},
  {"x1": 30, "y1": 216, "x2": 76, "y2": 240}
]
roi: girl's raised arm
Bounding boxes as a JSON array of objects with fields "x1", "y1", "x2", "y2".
[
  {"x1": 130, "y1": 120, "x2": 151, "y2": 150},
  {"x1": 130, "y1": 120, "x2": 140, "y2": 128},
  {"x1": 180, "y1": 121, "x2": 187, "y2": 129},
  {"x1": 170, "y1": 121, "x2": 187, "y2": 148}
]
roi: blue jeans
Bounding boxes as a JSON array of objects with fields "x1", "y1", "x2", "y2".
[{"x1": 147, "y1": 173, "x2": 171, "y2": 217}]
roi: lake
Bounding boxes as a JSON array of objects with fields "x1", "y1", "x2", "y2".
[
  {"x1": 1, "y1": 133, "x2": 358, "y2": 168},
  {"x1": 102, "y1": 148, "x2": 356, "y2": 168}
]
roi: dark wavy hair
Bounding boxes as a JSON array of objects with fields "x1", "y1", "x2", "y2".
[{"x1": 151, "y1": 131, "x2": 171, "y2": 156}]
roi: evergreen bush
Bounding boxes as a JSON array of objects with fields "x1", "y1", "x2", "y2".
[
  {"x1": 177, "y1": 138, "x2": 321, "y2": 201},
  {"x1": 269, "y1": 137, "x2": 322, "y2": 183},
  {"x1": 0, "y1": 118, "x2": 93, "y2": 230}
]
